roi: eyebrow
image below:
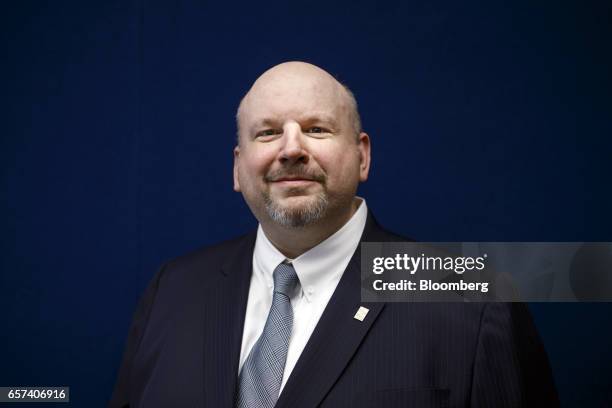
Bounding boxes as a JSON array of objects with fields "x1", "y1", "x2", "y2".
[
  {"x1": 251, "y1": 118, "x2": 279, "y2": 130},
  {"x1": 300, "y1": 114, "x2": 339, "y2": 128},
  {"x1": 250, "y1": 115, "x2": 339, "y2": 131}
]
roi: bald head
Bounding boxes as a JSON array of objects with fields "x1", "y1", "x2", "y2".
[{"x1": 236, "y1": 61, "x2": 361, "y2": 141}]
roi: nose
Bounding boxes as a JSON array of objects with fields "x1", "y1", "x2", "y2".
[{"x1": 278, "y1": 123, "x2": 309, "y2": 165}]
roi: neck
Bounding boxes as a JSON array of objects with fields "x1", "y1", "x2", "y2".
[{"x1": 260, "y1": 198, "x2": 360, "y2": 259}]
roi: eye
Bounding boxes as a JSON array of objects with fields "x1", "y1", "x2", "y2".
[
  {"x1": 255, "y1": 129, "x2": 281, "y2": 138},
  {"x1": 306, "y1": 127, "x2": 325, "y2": 134}
]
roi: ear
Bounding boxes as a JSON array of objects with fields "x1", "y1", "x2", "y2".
[
  {"x1": 233, "y1": 145, "x2": 241, "y2": 192},
  {"x1": 357, "y1": 132, "x2": 371, "y2": 182}
]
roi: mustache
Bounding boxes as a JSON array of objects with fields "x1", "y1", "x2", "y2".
[{"x1": 265, "y1": 167, "x2": 326, "y2": 183}]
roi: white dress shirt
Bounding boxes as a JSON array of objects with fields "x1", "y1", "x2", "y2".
[{"x1": 238, "y1": 198, "x2": 368, "y2": 392}]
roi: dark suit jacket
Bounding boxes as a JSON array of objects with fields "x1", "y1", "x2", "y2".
[{"x1": 110, "y1": 213, "x2": 559, "y2": 407}]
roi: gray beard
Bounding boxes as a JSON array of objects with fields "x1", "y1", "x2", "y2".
[{"x1": 263, "y1": 191, "x2": 329, "y2": 228}]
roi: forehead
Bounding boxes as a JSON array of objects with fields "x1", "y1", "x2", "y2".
[{"x1": 239, "y1": 73, "x2": 350, "y2": 128}]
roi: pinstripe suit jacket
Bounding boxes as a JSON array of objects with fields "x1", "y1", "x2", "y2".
[{"x1": 110, "y1": 213, "x2": 558, "y2": 407}]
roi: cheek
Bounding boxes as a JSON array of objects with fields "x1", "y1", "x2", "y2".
[
  {"x1": 238, "y1": 150, "x2": 274, "y2": 183},
  {"x1": 319, "y1": 146, "x2": 360, "y2": 177}
]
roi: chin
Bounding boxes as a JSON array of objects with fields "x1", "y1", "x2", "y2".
[
  {"x1": 278, "y1": 193, "x2": 319, "y2": 205},
  {"x1": 264, "y1": 193, "x2": 330, "y2": 228}
]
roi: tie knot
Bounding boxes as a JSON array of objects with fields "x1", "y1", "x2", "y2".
[{"x1": 273, "y1": 262, "x2": 299, "y2": 297}]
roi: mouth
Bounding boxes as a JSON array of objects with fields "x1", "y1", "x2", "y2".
[
  {"x1": 265, "y1": 169, "x2": 326, "y2": 189},
  {"x1": 271, "y1": 178, "x2": 318, "y2": 187}
]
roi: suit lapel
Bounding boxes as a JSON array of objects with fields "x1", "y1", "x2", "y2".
[
  {"x1": 202, "y1": 232, "x2": 256, "y2": 408},
  {"x1": 276, "y1": 215, "x2": 388, "y2": 408}
]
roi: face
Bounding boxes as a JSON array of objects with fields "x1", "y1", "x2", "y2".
[{"x1": 233, "y1": 65, "x2": 370, "y2": 228}]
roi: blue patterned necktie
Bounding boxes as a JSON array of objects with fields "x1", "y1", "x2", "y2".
[{"x1": 236, "y1": 262, "x2": 300, "y2": 408}]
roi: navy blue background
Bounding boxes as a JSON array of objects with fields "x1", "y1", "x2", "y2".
[{"x1": 2, "y1": 0, "x2": 611, "y2": 406}]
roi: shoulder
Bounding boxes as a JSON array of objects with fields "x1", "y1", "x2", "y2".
[
  {"x1": 363, "y1": 211, "x2": 415, "y2": 243},
  {"x1": 156, "y1": 231, "x2": 256, "y2": 286}
]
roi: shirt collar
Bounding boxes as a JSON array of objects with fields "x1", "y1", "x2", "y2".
[{"x1": 253, "y1": 198, "x2": 368, "y2": 302}]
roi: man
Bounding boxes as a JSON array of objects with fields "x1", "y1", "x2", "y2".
[{"x1": 110, "y1": 62, "x2": 558, "y2": 407}]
